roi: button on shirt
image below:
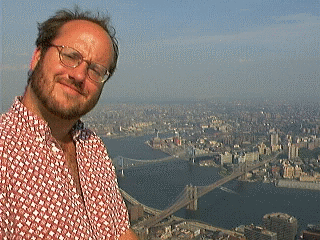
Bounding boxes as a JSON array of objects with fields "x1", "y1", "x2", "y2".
[{"x1": 0, "y1": 97, "x2": 130, "y2": 239}]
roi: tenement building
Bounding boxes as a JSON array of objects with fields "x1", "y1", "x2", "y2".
[
  {"x1": 262, "y1": 213, "x2": 298, "y2": 240},
  {"x1": 244, "y1": 225, "x2": 277, "y2": 240}
]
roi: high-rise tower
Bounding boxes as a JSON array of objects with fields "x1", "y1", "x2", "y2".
[
  {"x1": 270, "y1": 133, "x2": 279, "y2": 147},
  {"x1": 288, "y1": 143, "x2": 299, "y2": 160},
  {"x1": 262, "y1": 213, "x2": 298, "y2": 240}
]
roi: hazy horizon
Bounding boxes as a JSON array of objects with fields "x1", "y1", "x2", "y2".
[{"x1": 1, "y1": 0, "x2": 319, "y2": 111}]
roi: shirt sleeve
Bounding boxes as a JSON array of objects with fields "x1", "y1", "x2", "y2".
[
  {"x1": 77, "y1": 132, "x2": 131, "y2": 239},
  {"x1": 104, "y1": 154, "x2": 131, "y2": 239},
  {"x1": 0, "y1": 191, "x2": 8, "y2": 238},
  {"x1": 0, "y1": 155, "x2": 9, "y2": 239},
  {"x1": 98, "y1": 135, "x2": 131, "y2": 236}
]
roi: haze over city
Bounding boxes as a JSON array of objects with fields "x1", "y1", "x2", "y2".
[{"x1": 1, "y1": 0, "x2": 319, "y2": 111}]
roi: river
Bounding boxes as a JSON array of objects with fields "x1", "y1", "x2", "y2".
[{"x1": 102, "y1": 134, "x2": 320, "y2": 233}]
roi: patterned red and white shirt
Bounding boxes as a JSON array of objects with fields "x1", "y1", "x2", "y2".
[{"x1": 0, "y1": 97, "x2": 130, "y2": 239}]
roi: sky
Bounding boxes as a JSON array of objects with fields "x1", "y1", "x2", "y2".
[{"x1": 1, "y1": 0, "x2": 319, "y2": 111}]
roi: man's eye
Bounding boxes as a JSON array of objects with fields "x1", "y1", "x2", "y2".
[
  {"x1": 63, "y1": 52, "x2": 80, "y2": 60},
  {"x1": 90, "y1": 68, "x2": 103, "y2": 77},
  {"x1": 90, "y1": 65, "x2": 105, "y2": 76}
]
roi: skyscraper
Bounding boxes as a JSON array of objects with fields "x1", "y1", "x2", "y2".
[
  {"x1": 288, "y1": 143, "x2": 299, "y2": 160},
  {"x1": 262, "y1": 213, "x2": 298, "y2": 240},
  {"x1": 271, "y1": 133, "x2": 279, "y2": 147}
]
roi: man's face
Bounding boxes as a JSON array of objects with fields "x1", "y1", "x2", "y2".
[{"x1": 29, "y1": 20, "x2": 114, "y2": 120}]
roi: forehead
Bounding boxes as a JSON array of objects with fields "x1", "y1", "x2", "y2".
[{"x1": 54, "y1": 20, "x2": 114, "y2": 65}]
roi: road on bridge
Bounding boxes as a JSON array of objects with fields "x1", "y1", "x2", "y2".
[
  {"x1": 114, "y1": 149, "x2": 188, "y2": 169},
  {"x1": 138, "y1": 152, "x2": 281, "y2": 228}
]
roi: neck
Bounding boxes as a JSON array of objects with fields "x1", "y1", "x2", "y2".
[{"x1": 22, "y1": 85, "x2": 78, "y2": 143}]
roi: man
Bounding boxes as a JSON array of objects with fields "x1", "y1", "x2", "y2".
[{"x1": 0, "y1": 8, "x2": 138, "y2": 239}]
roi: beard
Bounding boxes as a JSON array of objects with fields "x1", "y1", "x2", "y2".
[{"x1": 29, "y1": 58, "x2": 102, "y2": 120}]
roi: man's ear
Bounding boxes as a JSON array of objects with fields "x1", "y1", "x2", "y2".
[{"x1": 30, "y1": 48, "x2": 42, "y2": 70}]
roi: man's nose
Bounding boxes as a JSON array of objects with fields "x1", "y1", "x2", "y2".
[{"x1": 70, "y1": 61, "x2": 88, "y2": 82}]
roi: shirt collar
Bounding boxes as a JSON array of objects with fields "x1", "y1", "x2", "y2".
[{"x1": 71, "y1": 120, "x2": 85, "y2": 140}]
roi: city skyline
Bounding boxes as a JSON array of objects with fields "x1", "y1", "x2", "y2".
[
  {"x1": 97, "y1": 98, "x2": 320, "y2": 238},
  {"x1": 1, "y1": 0, "x2": 319, "y2": 111}
]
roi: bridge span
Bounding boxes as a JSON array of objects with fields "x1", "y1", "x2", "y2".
[
  {"x1": 112, "y1": 150, "x2": 188, "y2": 171},
  {"x1": 136, "y1": 153, "x2": 280, "y2": 228},
  {"x1": 120, "y1": 188, "x2": 243, "y2": 237}
]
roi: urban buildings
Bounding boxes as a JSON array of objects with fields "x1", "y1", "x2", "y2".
[
  {"x1": 244, "y1": 225, "x2": 277, "y2": 240},
  {"x1": 83, "y1": 99, "x2": 320, "y2": 238},
  {"x1": 301, "y1": 224, "x2": 320, "y2": 239},
  {"x1": 288, "y1": 143, "x2": 299, "y2": 160},
  {"x1": 262, "y1": 213, "x2": 298, "y2": 240}
]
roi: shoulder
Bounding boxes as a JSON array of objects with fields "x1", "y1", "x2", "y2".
[
  {"x1": 0, "y1": 110, "x2": 16, "y2": 130},
  {"x1": 0, "y1": 112, "x2": 15, "y2": 186},
  {"x1": 0, "y1": 98, "x2": 31, "y2": 138},
  {"x1": 0, "y1": 110, "x2": 20, "y2": 145}
]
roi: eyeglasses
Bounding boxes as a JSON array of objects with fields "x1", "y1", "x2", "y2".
[{"x1": 49, "y1": 44, "x2": 110, "y2": 83}]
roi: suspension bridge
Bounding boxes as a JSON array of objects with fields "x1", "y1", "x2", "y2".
[
  {"x1": 112, "y1": 145, "x2": 208, "y2": 174},
  {"x1": 133, "y1": 153, "x2": 280, "y2": 228},
  {"x1": 120, "y1": 188, "x2": 243, "y2": 237},
  {"x1": 112, "y1": 150, "x2": 188, "y2": 175}
]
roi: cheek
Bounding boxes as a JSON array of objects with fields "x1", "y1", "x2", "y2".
[
  {"x1": 91, "y1": 85, "x2": 103, "y2": 97},
  {"x1": 80, "y1": 81, "x2": 101, "y2": 97},
  {"x1": 90, "y1": 84, "x2": 104, "y2": 99},
  {"x1": 42, "y1": 54, "x2": 66, "y2": 77}
]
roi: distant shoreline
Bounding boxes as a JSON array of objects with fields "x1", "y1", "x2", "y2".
[{"x1": 276, "y1": 179, "x2": 320, "y2": 191}]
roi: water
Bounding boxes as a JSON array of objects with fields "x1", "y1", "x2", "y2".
[{"x1": 103, "y1": 135, "x2": 320, "y2": 233}]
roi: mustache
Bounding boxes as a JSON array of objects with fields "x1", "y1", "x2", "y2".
[{"x1": 56, "y1": 76, "x2": 87, "y2": 96}]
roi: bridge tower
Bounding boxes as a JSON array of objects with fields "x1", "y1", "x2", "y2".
[
  {"x1": 186, "y1": 184, "x2": 198, "y2": 211},
  {"x1": 120, "y1": 156, "x2": 124, "y2": 177},
  {"x1": 190, "y1": 147, "x2": 196, "y2": 164},
  {"x1": 238, "y1": 161, "x2": 248, "y2": 180}
]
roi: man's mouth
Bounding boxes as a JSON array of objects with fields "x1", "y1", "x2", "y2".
[{"x1": 57, "y1": 79, "x2": 85, "y2": 96}]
